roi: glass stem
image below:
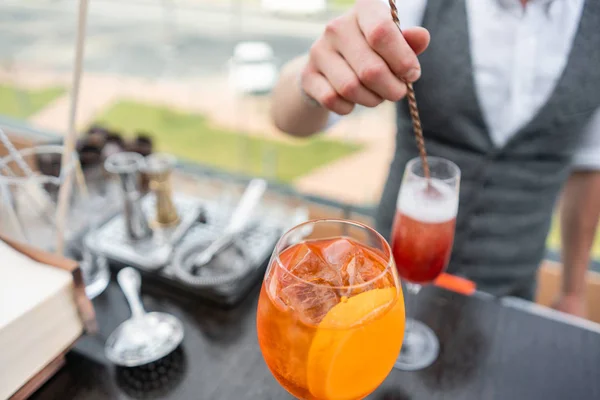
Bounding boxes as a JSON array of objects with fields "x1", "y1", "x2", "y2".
[{"x1": 403, "y1": 282, "x2": 422, "y2": 347}]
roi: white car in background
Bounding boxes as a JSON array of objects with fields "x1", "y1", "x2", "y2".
[{"x1": 228, "y1": 42, "x2": 278, "y2": 95}]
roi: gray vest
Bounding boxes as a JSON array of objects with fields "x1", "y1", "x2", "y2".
[{"x1": 376, "y1": 0, "x2": 600, "y2": 297}]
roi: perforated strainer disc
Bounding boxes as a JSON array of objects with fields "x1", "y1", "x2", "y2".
[{"x1": 171, "y1": 238, "x2": 252, "y2": 288}]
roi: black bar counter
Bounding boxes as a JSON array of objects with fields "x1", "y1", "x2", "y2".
[{"x1": 30, "y1": 272, "x2": 600, "y2": 400}]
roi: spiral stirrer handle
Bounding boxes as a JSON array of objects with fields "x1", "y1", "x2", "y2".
[{"x1": 388, "y1": 0, "x2": 431, "y2": 183}]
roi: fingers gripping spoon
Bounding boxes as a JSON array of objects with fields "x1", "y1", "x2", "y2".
[{"x1": 105, "y1": 267, "x2": 184, "y2": 367}]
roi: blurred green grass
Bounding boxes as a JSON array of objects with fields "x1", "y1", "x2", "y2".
[
  {"x1": 330, "y1": 0, "x2": 355, "y2": 7},
  {"x1": 94, "y1": 100, "x2": 362, "y2": 183},
  {"x1": 91, "y1": 100, "x2": 600, "y2": 261},
  {"x1": 0, "y1": 84, "x2": 65, "y2": 119}
]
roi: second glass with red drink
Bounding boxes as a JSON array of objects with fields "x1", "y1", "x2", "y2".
[{"x1": 391, "y1": 156, "x2": 460, "y2": 371}]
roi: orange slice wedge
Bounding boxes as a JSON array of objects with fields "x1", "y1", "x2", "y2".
[{"x1": 307, "y1": 288, "x2": 405, "y2": 400}]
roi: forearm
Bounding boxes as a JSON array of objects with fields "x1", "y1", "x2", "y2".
[
  {"x1": 270, "y1": 55, "x2": 332, "y2": 137},
  {"x1": 560, "y1": 171, "x2": 600, "y2": 297}
]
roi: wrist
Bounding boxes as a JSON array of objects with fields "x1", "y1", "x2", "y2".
[
  {"x1": 560, "y1": 277, "x2": 586, "y2": 299},
  {"x1": 559, "y1": 291, "x2": 585, "y2": 301},
  {"x1": 552, "y1": 291, "x2": 587, "y2": 318},
  {"x1": 559, "y1": 260, "x2": 588, "y2": 299}
]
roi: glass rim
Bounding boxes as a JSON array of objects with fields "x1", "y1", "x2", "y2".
[
  {"x1": 406, "y1": 156, "x2": 461, "y2": 184},
  {"x1": 273, "y1": 218, "x2": 396, "y2": 290}
]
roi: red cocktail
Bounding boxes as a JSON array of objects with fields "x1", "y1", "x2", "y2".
[
  {"x1": 391, "y1": 180, "x2": 457, "y2": 284},
  {"x1": 391, "y1": 156, "x2": 460, "y2": 372}
]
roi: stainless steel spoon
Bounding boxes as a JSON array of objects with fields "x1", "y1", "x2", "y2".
[{"x1": 105, "y1": 267, "x2": 184, "y2": 367}]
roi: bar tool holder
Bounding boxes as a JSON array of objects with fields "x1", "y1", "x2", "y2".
[
  {"x1": 143, "y1": 153, "x2": 179, "y2": 228},
  {"x1": 104, "y1": 152, "x2": 152, "y2": 241},
  {"x1": 85, "y1": 193, "x2": 204, "y2": 271}
]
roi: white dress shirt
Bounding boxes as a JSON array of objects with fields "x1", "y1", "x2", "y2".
[{"x1": 330, "y1": 0, "x2": 600, "y2": 170}]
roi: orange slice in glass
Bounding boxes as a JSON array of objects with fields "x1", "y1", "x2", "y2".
[{"x1": 307, "y1": 288, "x2": 405, "y2": 400}]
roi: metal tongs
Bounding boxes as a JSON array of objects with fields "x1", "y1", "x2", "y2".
[{"x1": 193, "y1": 179, "x2": 267, "y2": 267}]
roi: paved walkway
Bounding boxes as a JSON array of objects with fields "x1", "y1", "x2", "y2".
[{"x1": 0, "y1": 65, "x2": 395, "y2": 206}]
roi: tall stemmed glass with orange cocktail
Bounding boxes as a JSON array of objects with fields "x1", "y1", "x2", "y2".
[
  {"x1": 391, "y1": 156, "x2": 460, "y2": 371},
  {"x1": 257, "y1": 219, "x2": 406, "y2": 400}
]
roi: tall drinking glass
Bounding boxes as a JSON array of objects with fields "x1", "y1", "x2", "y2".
[
  {"x1": 257, "y1": 219, "x2": 406, "y2": 400},
  {"x1": 391, "y1": 156, "x2": 460, "y2": 371}
]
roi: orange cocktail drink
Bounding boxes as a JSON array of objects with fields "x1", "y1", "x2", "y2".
[{"x1": 257, "y1": 219, "x2": 405, "y2": 400}]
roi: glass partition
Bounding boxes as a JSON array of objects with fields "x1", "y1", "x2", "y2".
[{"x1": 0, "y1": 0, "x2": 598, "y2": 264}]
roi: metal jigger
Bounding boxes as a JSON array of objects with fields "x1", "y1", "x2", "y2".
[
  {"x1": 105, "y1": 152, "x2": 152, "y2": 241},
  {"x1": 143, "y1": 153, "x2": 180, "y2": 228}
]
